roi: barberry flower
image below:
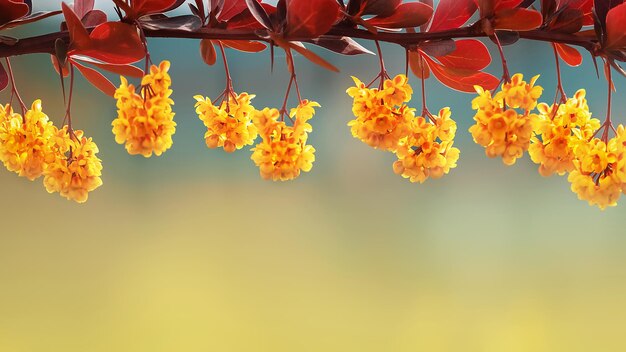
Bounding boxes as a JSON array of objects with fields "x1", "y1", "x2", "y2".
[
  {"x1": 112, "y1": 60, "x2": 176, "y2": 157},
  {"x1": 469, "y1": 77, "x2": 542, "y2": 165},
  {"x1": 250, "y1": 100, "x2": 318, "y2": 181},
  {"x1": 393, "y1": 108, "x2": 460, "y2": 183},
  {"x1": 529, "y1": 89, "x2": 601, "y2": 176},
  {"x1": 567, "y1": 126, "x2": 626, "y2": 210},
  {"x1": 194, "y1": 92, "x2": 258, "y2": 152},
  {"x1": 346, "y1": 75, "x2": 412, "y2": 151},
  {"x1": 43, "y1": 127, "x2": 103, "y2": 203},
  {"x1": 0, "y1": 100, "x2": 56, "y2": 180}
]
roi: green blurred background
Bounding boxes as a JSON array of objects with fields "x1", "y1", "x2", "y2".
[{"x1": 1, "y1": 1, "x2": 626, "y2": 351}]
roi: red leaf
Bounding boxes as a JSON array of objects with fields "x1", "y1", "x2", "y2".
[
  {"x1": 72, "y1": 56, "x2": 144, "y2": 77},
  {"x1": 51, "y1": 54, "x2": 70, "y2": 78},
  {"x1": 220, "y1": 40, "x2": 267, "y2": 52},
  {"x1": 200, "y1": 39, "x2": 217, "y2": 66},
  {"x1": 81, "y1": 10, "x2": 107, "y2": 27},
  {"x1": 605, "y1": 3, "x2": 626, "y2": 50},
  {"x1": 226, "y1": 4, "x2": 276, "y2": 29},
  {"x1": 366, "y1": 2, "x2": 433, "y2": 29},
  {"x1": 408, "y1": 51, "x2": 430, "y2": 79},
  {"x1": 61, "y1": 2, "x2": 90, "y2": 49},
  {"x1": 287, "y1": 42, "x2": 339, "y2": 72},
  {"x1": 423, "y1": 55, "x2": 499, "y2": 92},
  {"x1": 494, "y1": 8, "x2": 543, "y2": 30},
  {"x1": 0, "y1": 61, "x2": 8, "y2": 92},
  {"x1": 218, "y1": 0, "x2": 252, "y2": 21},
  {"x1": 72, "y1": 60, "x2": 116, "y2": 97},
  {"x1": 548, "y1": 8, "x2": 583, "y2": 33},
  {"x1": 244, "y1": 0, "x2": 273, "y2": 29},
  {"x1": 429, "y1": 0, "x2": 477, "y2": 31},
  {"x1": 71, "y1": 22, "x2": 145, "y2": 65},
  {"x1": 286, "y1": 0, "x2": 339, "y2": 37},
  {"x1": 554, "y1": 43, "x2": 583, "y2": 66},
  {"x1": 73, "y1": 0, "x2": 94, "y2": 18},
  {"x1": 132, "y1": 0, "x2": 177, "y2": 17},
  {"x1": 565, "y1": 0, "x2": 593, "y2": 26},
  {"x1": 361, "y1": 0, "x2": 401, "y2": 16},
  {"x1": 0, "y1": 0, "x2": 29, "y2": 27},
  {"x1": 309, "y1": 37, "x2": 374, "y2": 55},
  {"x1": 494, "y1": 0, "x2": 523, "y2": 11},
  {"x1": 437, "y1": 39, "x2": 491, "y2": 70}
]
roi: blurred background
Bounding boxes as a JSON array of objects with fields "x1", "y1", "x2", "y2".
[{"x1": 1, "y1": 1, "x2": 626, "y2": 351}]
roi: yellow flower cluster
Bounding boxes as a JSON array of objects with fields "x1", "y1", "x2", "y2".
[
  {"x1": 112, "y1": 60, "x2": 176, "y2": 157},
  {"x1": 529, "y1": 89, "x2": 600, "y2": 176},
  {"x1": 393, "y1": 108, "x2": 460, "y2": 183},
  {"x1": 346, "y1": 75, "x2": 413, "y2": 151},
  {"x1": 0, "y1": 100, "x2": 102, "y2": 203},
  {"x1": 469, "y1": 73, "x2": 543, "y2": 165},
  {"x1": 43, "y1": 127, "x2": 103, "y2": 204},
  {"x1": 347, "y1": 74, "x2": 459, "y2": 183},
  {"x1": 194, "y1": 93, "x2": 258, "y2": 152},
  {"x1": 250, "y1": 100, "x2": 318, "y2": 181}
]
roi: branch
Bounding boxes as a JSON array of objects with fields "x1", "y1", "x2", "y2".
[{"x1": 0, "y1": 25, "x2": 597, "y2": 59}]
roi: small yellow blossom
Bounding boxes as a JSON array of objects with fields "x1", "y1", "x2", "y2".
[
  {"x1": 393, "y1": 108, "x2": 460, "y2": 183},
  {"x1": 469, "y1": 75, "x2": 543, "y2": 165},
  {"x1": 529, "y1": 89, "x2": 601, "y2": 176},
  {"x1": 112, "y1": 60, "x2": 176, "y2": 157},
  {"x1": 0, "y1": 100, "x2": 56, "y2": 180},
  {"x1": 194, "y1": 92, "x2": 258, "y2": 152},
  {"x1": 251, "y1": 100, "x2": 318, "y2": 181},
  {"x1": 43, "y1": 127, "x2": 103, "y2": 203},
  {"x1": 346, "y1": 75, "x2": 413, "y2": 151}
]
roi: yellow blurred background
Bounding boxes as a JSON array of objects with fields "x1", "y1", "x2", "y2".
[{"x1": 2, "y1": 1, "x2": 626, "y2": 351}]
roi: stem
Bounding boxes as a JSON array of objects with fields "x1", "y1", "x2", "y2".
[
  {"x1": 373, "y1": 40, "x2": 390, "y2": 89},
  {"x1": 552, "y1": 44, "x2": 567, "y2": 106},
  {"x1": 216, "y1": 42, "x2": 237, "y2": 110},
  {"x1": 492, "y1": 33, "x2": 510, "y2": 83},
  {"x1": 4, "y1": 58, "x2": 27, "y2": 116},
  {"x1": 419, "y1": 56, "x2": 434, "y2": 122},
  {"x1": 602, "y1": 61, "x2": 614, "y2": 142}
]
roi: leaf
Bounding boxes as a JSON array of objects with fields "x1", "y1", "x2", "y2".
[
  {"x1": 138, "y1": 14, "x2": 202, "y2": 32},
  {"x1": 309, "y1": 36, "x2": 374, "y2": 55},
  {"x1": 72, "y1": 56, "x2": 144, "y2": 77},
  {"x1": 429, "y1": 0, "x2": 477, "y2": 31},
  {"x1": 0, "y1": 62, "x2": 8, "y2": 92},
  {"x1": 132, "y1": 0, "x2": 177, "y2": 17},
  {"x1": 605, "y1": 3, "x2": 626, "y2": 49},
  {"x1": 218, "y1": 0, "x2": 253, "y2": 21},
  {"x1": 288, "y1": 42, "x2": 339, "y2": 72},
  {"x1": 361, "y1": 0, "x2": 401, "y2": 16},
  {"x1": 71, "y1": 22, "x2": 145, "y2": 65},
  {"x1": 494, "y1": 0, "x2": 523, "y2": 11},
  {"x1": 0, "y1": 10, "x2": 62, "y2": 30},
  {"x1": 423, "y1": 55, "x2": 499, "y2": 92},
  {"x1": 220, "y1": 39, "x2": 267, "y2": 52},
  {"x1": 286, "y1": 0, "x2": 339, "y2": 37},
  {"x1": 548, "y1": 8, "x2": 583, "y2": 33},
  {"x1": 72, "y1": 60, "x2": 117, "y2": 97},
  {"x1": 436, "y1": 39, "x2": 491, "y2": 70},
  {"x1": 0, "y1": 0, "x2": 29, "y2": 27},
  {"x1": 62, "y1": 2, "x2": 90, "y2": 49},
  {"x1": 491, "y1": 29, "x2": 520, "y2": 45},
  {"x1": 51, "y1": 55, "x2": 70, "y2": 78},
  {"x1": 366, "y1": 2, "x2": 433, "y2": 29},
  {"x1": 74, "y1": 0, "x2": 94, "y2": 18},
  {"x1": 200, "y1": 39, "x2": 217, "y2": 65},
  {"x1": 244, "y1": 0, "x2": 273, "y2": 29},
  {"x1": 594, "y1": 0, "x2": 624, "y2": 33},
  {"x1": 408, "y1": 50, "x2": 430, "y2": 79},
  {"x1": 0, "y1": 35, "x2": 18, "y2": 45},
  {"x1": 554, "y1": 43, "x2": 583, "y2": 66},
  {"x1": 82, "y1": 10, "x2": 107, "y2": 27},
  {"x1": 494, "y1": 8, "x2": 543, "y2": 30},
  {"x1": 420, "y1": 39, "x2": 456, "y2": 57}
]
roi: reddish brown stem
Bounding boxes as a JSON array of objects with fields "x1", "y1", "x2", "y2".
[{"x1": 4, "y1": 58, "x2": 27, "y2": 116}]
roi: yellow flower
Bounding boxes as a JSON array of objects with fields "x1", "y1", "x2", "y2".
[
  {"x1": 529, "y1": 89, "x2": 601, "y2": 176},
  {"x1": 393, "y1": 108, "x2": 460, "y2": 183},
  {"x1": 469, "y1": 75, "x2": 543, "y2": 165},
  {"x1": 251, "y1": 101, "x2": 318, "y2": 181},
  {"x1": 43, "y1": 127, "x2": 103, "y2": 203},
  {"x1": 346, "y1": 75, "x2": 412, "y2": 151},
  {"x1": 566, "y1": 126, "x2": 626, "y2": 210},
  {"x1": 112, "y1": 60, "x2": 176, "y2": 157},
  {"x1": 0, "y1": 100, "x2": 56, "y2": 180},
  {"x1": 194, "y1": 92, "x2": 258, "y2": 152}
]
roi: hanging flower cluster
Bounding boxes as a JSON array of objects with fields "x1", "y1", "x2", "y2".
[
  {"x1": 250, "y1": 101, "x2": 318, "y2": 181},
  {"x1": 347, "y1": 74, "x2": 459, "y2": 183},
  {"x1": 194, "y1": 92, "x2": 258, "y2": 152},
  {"x1": 469, "y1": 73, "x2": 543, "y2": 166},
  {"x1": 0, "y1": 100, "x2": 102, "y2": 203},
  {"x1": 112, "y1": 60, "x2": 176, "y2": 158}
]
